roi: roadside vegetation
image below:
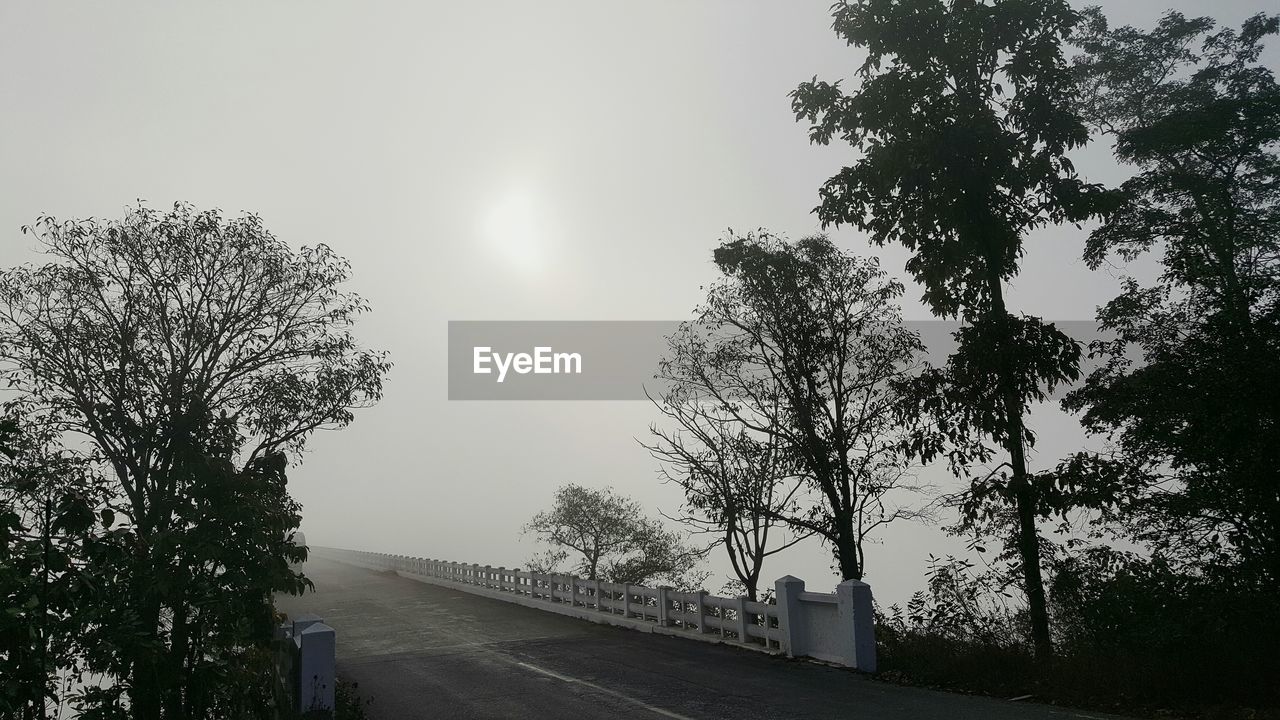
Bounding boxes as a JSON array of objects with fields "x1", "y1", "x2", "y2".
[
  {"x1": 3, "y1": 1, "x2": 1277, "y2": 718},
  {"x1": 636, "y1": 2, "x2": 1279, "y2": 718},
  {"x1": 0, "y1": 205, "x2": 388, "y2": 718}
]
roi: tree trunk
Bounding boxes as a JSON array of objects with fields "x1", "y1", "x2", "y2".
[
  {"x1": 833, "y1": 515, "x2": 863, "y2": 581},
  {"x1": 130, "y1": 597, "x2": 165, "y2": 720},
  {"x1": 987, "y1": 278, "x2": 1054, "y2": 661}
]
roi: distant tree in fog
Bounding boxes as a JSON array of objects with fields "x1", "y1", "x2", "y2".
[{"x1": 522, "y1": 484, "x2": 708, "y2": 590}]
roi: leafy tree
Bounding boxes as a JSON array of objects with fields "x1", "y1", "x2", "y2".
[
  {"x1": 0, "y1": 203, "x2": 389, "y2": 719},
  {"x1": 644, "y1": 393, "x2": 809, "y2": 600},
  {"x1": 790, "y1": 0, "x2": 1111, "y2": 658},
  {"x1": 656, "y1": 232, "x2": 925, "y2": 583},
  {"x1": 0, "y1": 411, "x2": 107, "y2": 720},
  {"x1": 522, "y1": 484, "x2": 708, "y2": 589},
  {"x1": 1065, "y1": 10, "x2": 1280, "y2": 587}
]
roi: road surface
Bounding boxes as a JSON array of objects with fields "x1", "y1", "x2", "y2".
[{"x1": 277, "y1": 555, "x2": 1127, "y2": 720}]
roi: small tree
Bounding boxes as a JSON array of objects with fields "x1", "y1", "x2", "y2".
[
  {"x1": 522, "y1": 484, "x2": 707, "y2": 589},
  {"x1": 645, "y1": 390, "x2": 809, "y2": 600},
  {"x1": 657, "y1": 232, "x2": 925, "y2": 583}
]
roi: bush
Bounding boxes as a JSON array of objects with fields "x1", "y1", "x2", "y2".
[{"x1": 875, "y1": 549, "x2": 1280, "y2": 718}]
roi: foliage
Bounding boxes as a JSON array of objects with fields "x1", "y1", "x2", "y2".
[
  {"x1": 0, "y1": 203, "x2": 388, "y2": 718},
  {"x1": 523, "y1": 484, "x2": 708, "y2": 589},
  {"x1": 655, "y1": 232, "x2": 926, "y2": 583},
  {"x1": 878, "y1": 551, "x2": 1034, "y2": 698},
  {"x1": 296, "y1": 679, "x2": 370, "y2": 720},
  {"x1": 1065, "y1": 9, "x2": 1280, "y2": 589},
  {"x1": 791, "y1": 0, "x2": 1114, "y2": 658},
  {"x1": 880, "y1": 541, "x2": 1280, "y2": 716},
  {"x1": 0, "y1": 411, "x2": 108, "y2": 720}
]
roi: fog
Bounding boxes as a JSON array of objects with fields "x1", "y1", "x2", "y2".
[{"x1": 2, "y1": 0, "x2": 1274, "y2": 607}]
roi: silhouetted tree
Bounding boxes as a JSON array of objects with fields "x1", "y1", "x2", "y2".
[
  {"x1": 0, "y1": 202, "x2": 389, "y2": 719},
  {"x1": 645, "y1": 390, "x2": 809, "y2": 601},
  {"x1": 1065, "y1": 10, "x2": 1280, "y2": 588},
  {"x1": 522, "y1": 484, "x2": 708, "y2": 589},
  {"x1": 657, "y1": 232, "x2": 925, "y2": 583},
  {"x1": 0, "y1": 410, "x2": 107, "y2": 720},
  {"x1": 790, "y1": 0, "x2": 1111, "y2": 658}
]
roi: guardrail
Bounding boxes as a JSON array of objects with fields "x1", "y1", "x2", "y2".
[{"x1": 310, "y1": 546, "x2": 875, "y2": 671}]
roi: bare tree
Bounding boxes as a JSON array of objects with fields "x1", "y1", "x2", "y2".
[
  {"x1": 645, "y1": 386, "x2": 810, "y2": 601},
  {"x1": 657, "y1": 232, "x2": 927, "y2": 581}
]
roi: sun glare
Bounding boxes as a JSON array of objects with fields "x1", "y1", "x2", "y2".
[{"x1": 482, "y1": 189, "x2": 549, "y2": 274}]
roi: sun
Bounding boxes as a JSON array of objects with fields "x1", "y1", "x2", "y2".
[{"x1": 481, "y1": 189, "x2": 549, "y2": 274}]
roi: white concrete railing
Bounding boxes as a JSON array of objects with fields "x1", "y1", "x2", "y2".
[
  {"x1": 274, "y1": 613, "x2": 337, "y2": 716},
  {"x1": 311, "y1": 546, "x2": 876, "y2": 672}
]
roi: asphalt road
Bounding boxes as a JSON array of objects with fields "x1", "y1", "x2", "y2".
[{"x1": 276, "y1": 555, "x2": 1128, "y2": 720}]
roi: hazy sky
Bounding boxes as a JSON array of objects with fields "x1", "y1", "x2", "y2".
[{"x1": 2, "y1": 1, "x2": 1275, "y2": 606}]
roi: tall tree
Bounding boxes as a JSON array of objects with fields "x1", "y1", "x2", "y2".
[
  {"x1": 0, "y1": 203, "x2": 389, "y2": 718},
  {"x1": 657, "y1": 232, "x2": 924, "y2": 583},
  {"x1": 1066, "y1": 10, "x2": 1280, "y2": 587},
  {"x1": 790, "y1": 0, "x2": 1110, "y2": 658}
]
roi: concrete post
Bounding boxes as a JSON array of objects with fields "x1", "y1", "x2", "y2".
[
  {"x1": 623, "y1": 584, "x2": 632, "y2": 619},
  {"x1": 292, "y1": 613, "x2": 324, "y2": 636},
  {"x1": 656, "y1": 587, "x2": 671, "y2": 626},
  {"x1": 569, "y1": 576, "x2": 579, "y2": 606},
  {"x1": 837, "y1": 579, "x2": 878, "y2": 672},
  {"x1": 297, "y1": 622, "x2": 336, "y2": 714},
  {"x1": 497, "y1": 567, "x2": 507, "y2": 592},
  {"x1": 696, "y1": 591, "x2": 710, "y2": 634},
  {"x1": 735, "y1": 596, "x2": 749, "y2": 643},
  {"x1": 774, "y1": 575, "x2": 806, "y2": 658},
  {"x1": 594, "y1": 579, "x2": 604, "y2": 611}
]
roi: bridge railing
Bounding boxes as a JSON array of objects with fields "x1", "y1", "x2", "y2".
[{"x1": 310, "y1": 546, "x2": 876, "y2": 671}]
